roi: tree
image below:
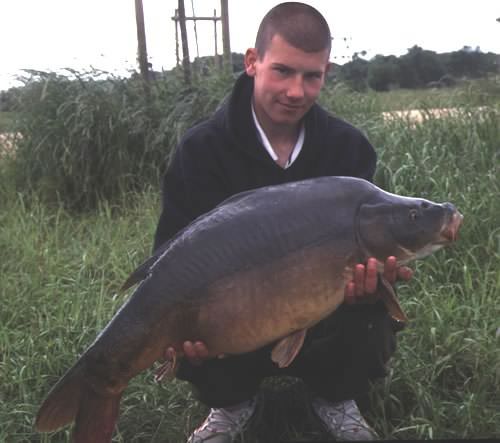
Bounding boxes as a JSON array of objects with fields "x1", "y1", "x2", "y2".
[
  {"x1": 338, "y1": 53, "x2": 369, "y2": 91},
  {"x1": 446, "y1": 47, "x2": 498, "y2": 78},
  {"x1": 367, "y1": 55, "x2": 401, "y2": 91},
  {"x1": 399, "y1": 45, "x2": 445, "y2": 87}
]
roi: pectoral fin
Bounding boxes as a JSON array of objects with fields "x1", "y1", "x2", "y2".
[
  {"x1": 271, "y1": 329, "x2": 307, "y2": 368},
  {"x1": 154, "y1": 349, "x2": 178, "y2": 382},
  {"x1": 379, "y1": 276, "x2": 408, "y2": 324}
]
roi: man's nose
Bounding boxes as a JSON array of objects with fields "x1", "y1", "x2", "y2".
[{"x1": 286, "y1": 76, "x2": 305, "y2": 100}]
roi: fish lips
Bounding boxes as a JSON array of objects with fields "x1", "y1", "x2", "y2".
[
  {"x1": 408, "y1": 205, "x2": 463, "y2": 262},
  {"x1": 438, "y1": 207, "x2": 463, "y2": 243}
]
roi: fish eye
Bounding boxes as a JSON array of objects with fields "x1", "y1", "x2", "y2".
[
  {"x1": 421, "y1": 201, "x2": 430, "y2": 209},
  {"x1": 409, "y1": 208, "x2": 418, "y2": 221}
]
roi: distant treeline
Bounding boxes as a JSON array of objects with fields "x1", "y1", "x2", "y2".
[
  {"x1": 173, "y1": 45, "x2": 499, "y2": 93},
  {"x1": 225, "y1": 45, "x2": 498, "y2": 92},
  {"x1": 1, "y1": 45, "x2": 498, "y2": 112},
  {"x1": 336, "y1": 45, "x2": 499, "y2": 91},
  {"x1": 188, "y1": 45, "x2": 497, "y2": 93}
]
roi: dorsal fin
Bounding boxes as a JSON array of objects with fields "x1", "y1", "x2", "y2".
[
  {"x1": 120, "y1": 189, "x2": 263, "y2": 292},
  {"x1": 120, "y1": 242, "x2": 171, "y2": 291},
  {"x1": 216, "y1": 188, "x2": 260, "y2": 206},
  {"x1": 120, "y1": 257, "x2": 154, "y2": 291}
]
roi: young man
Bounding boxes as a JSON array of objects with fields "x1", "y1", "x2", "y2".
[{"x1": 153, "y1": 3, "x2": 410, "y2": 442}]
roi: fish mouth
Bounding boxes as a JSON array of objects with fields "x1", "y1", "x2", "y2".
[
  {"x1": 406, "y1": 209, "x2": 463, "y2": 262},
  {"x1": 439, "y1": 210, "x2": 463, "y2": 243}
]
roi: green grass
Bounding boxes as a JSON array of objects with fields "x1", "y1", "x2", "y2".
[
  {"x1": 8, "y1": 69, "x2": 232, "y2": 211},
  {"x1": 370, "y1": 76, "x2": 500, "y2": 110},
  {"x1": 0, "y1": 79, "x2": 499, "y2": 442},
  {"x1": 0, "y1": 111, "x2": 16, "y2": 132},
  {"x1": 323, "y1": 75, "x2": 500, "y2": 114}
]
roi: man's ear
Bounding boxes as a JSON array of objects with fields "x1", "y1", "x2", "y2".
[
  {"x1": 244, "y1": 48, "x2": 258, "y2": 76},
  {"x1": 324, "y1": 62, "x2": 332, "y2": 77}
]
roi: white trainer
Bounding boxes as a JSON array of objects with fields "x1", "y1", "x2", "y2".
[
  {"x1": 187, "y1": 398, "x2": 256, "y2": 443},
  {"x1": 312, "y1": 397, "x2": 378, "y2": 441}
]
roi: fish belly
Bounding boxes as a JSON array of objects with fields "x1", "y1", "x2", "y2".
[{"x1": 194, "y1": 243, "x2": 350, "y2": 356}]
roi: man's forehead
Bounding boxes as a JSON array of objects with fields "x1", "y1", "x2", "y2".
[{"x1": 261, "y1": 34, "x2": 330, "y2": 65}]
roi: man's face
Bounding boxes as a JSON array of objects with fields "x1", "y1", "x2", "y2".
[{"x1": 245, "y1": 34, "x2": 330, "y2": 129}]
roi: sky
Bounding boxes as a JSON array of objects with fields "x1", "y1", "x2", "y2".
[{"x1": 1, "y1": 0, "x2": 499, "y2": 91}]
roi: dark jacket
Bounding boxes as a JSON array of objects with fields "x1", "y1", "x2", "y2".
[{"x1": 153, "y1": 72, "x2": 376, "y2": 250}]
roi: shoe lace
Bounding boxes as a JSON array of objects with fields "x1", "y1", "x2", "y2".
[
  {"x1": 314, "y1": 399, "x2": 371, "y2": 433},
  {"x1": 198, "y1": 400, "x2": 255, "y2": 435}
]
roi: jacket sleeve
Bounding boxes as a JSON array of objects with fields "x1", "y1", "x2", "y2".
[{"x1": 152, "y1": 130, "x2": 228, "y2": 252}]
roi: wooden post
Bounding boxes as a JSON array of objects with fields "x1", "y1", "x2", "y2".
[
  {"x1": 220, "y1": 0, "x2": 232, "y2": 73},
  {"x1": 213, "y1": 9, "x2": 222, "y2": 70},
  {"x1": 178, "y1": 0, "x2": 191, "y2": 85},
  {"x1": 171, "y1": 6, "x2": 223, "y2": 74},
  {"x1": 213, "y1": 9, "x2": 218, "y2": 56},
  {"x1": 174, "y1": 9, "x2": 180, "y2": 66},
  {"x1": 134, "y1": 0, "x2": 149, "y2": 83}
]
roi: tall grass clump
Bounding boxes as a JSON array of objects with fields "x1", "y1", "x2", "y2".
[
  {"x1": 0, "y1": 191, "x2": 189, "y2": 442},
  {"x1": 0, "y1": 111, "x2": 15, "y2": 132},
  {"x1": 326, "y1": 75, "x2": 500, "y2": 115},
  {"x1": 319, "y1": 80, "x2": 382, "y2": 126},
  {"x1": 363, "y1": 104, "x2": 500, "y2": 439},
  {"x1": 10, "y1": 69, "x2": 231, "y2": 211}
]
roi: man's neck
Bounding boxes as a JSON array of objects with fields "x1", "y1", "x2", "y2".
[
  {"x1": 252, "y1": 102, "x2": 304, "y2": 168},
  {"x1": 252, "y1": 100, "x2": 301, "y2": 151}
]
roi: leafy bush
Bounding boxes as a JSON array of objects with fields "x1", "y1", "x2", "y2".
[{"x1": 9, "y1": 69, "x2": 232, "y2": 211}]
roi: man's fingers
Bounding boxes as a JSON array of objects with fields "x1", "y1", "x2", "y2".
[
  {"x1": 347, "y1": 260, "x2": 377, "y2": 301},
  {"x1": 397, "y1": 266, "x2": 413, "y2": 281},
  {"x1": 344, "y1": 281, "x2": 356, "y2": 304},
  {"x1": 382, "y1": 257, "x2": 413, "y2": 283},
  {"x1": 193, "y1": 341, "x2": 209, "y2": 359},
  {"x1": 181, "y1": 340, "x2": 211, "y2": 365},
  {"x1": 354, "y1": 264, "x2": 365, "y2": 296},
  {"x1": 183, "y1": 341, "x2": 197, "y2": 361},
  {"x1": 383, "y1": 256, "x2": 397, "y2": 283},
  {"x1": 364, "y1": 258, "x2": 378, "y2": 293}
]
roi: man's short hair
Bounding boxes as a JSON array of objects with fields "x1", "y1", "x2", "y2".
[{"x1": 255, "y1": 2, "x2": 332, "y2": 58}]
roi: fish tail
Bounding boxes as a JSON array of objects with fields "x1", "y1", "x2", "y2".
[
  {"x1": 35, "y1": 363, "x2": 85, "y2": 432},
  {"x1": 35, "y1": 363, "x2": 122, "y2": 443},
  {"x1": 73, "y1": 389, "x2": 122, "y2": 443}
]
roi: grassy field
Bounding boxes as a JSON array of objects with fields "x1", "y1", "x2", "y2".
[
  {"x1": 0, "y1": 78, "x2": 499, "y2": 442},
  {"x1": 0, "y1": 111, "x2": 16, "y2": 133}
]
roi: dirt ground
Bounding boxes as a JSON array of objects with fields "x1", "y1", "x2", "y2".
[
  {"x1": 381, "y1": 106, "x2": 486, "y2": 124},
  {"x1": 0, "y1": 132, "x2": 21, "y2": 157}
]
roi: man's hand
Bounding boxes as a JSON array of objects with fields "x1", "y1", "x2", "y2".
[
  {"x1": 165, "y1": 340, "x2": 224, "y2": 366},
  {"x1": 344, "y1": 256, "x2": 413, "y2": 305}
]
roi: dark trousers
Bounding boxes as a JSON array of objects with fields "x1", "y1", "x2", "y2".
[{"x1": 176, "y1": 301, "x2": 402, "y2": 408}]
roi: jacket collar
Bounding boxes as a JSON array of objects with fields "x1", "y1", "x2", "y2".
[{"x1": 216, "y1": 72, "x2": 328, "y2": 163}]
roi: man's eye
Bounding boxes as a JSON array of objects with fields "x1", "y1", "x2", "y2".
[
  {"x1": 306, "y1": 72, "x2": 322, "y2": 80},
  {"x1": 274, "y1": 66, "x2": 290, "y2": 75}
]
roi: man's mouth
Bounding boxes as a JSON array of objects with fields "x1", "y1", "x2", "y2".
[{"x1": 278, "y1": 102, "x2": 303, "y2": 111}]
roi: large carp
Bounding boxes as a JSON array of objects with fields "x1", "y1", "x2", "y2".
[{"x1": 35, "y1": 176, "x2": 462, "y2": 442}]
